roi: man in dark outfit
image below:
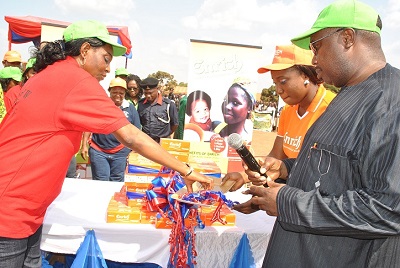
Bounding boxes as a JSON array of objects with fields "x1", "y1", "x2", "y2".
[
  {"x1": 137, "y1": 77, "x2": 178, "y2": 143},
  {"x1": 227, "y1": 1, "x2": 400, "y2": 267}
]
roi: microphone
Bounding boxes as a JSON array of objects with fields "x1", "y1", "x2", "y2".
[{"x1": 227, "y1": 133, "x2": 263, "y2": 174}]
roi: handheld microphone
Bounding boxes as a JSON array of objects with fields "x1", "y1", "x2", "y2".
[
  {"x1": 228, "y1": 133, "x2": 269, "y2": 187},
  {"x1": 228, "y1": 133, "x2": 262, "y2": 173}
]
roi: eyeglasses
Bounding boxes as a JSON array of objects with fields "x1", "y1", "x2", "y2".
[
  {"x1": 127, "y1": 87, "x2": 138, "y2": 91},
  {"x1": 309, "y1": 28, "x2": 344, "y2": 55}
]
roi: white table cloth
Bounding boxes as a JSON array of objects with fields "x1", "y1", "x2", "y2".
[{"x1": 41, "y1": 178, "x2": 276, "y2": 267}]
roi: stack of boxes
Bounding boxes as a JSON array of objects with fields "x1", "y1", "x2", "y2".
[
  {"x1": 124, "y1": 139, "x2": 191, "y2": 183},
  {"x1": 106, "y1": 138, "x2": 236, "y2": 228},
  {"x1": 107, "y1": 183, "x2": 158, "y2": 224},
  {"x1": 106, "y1": 182, "x2": 236, "y2": 227}
]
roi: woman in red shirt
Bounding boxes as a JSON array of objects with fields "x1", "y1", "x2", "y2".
[{"x1": 0, "y1": 20, "x2": 212, "y2": 267}]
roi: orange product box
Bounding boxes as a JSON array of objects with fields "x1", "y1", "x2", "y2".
[
  {"x1": 125, "y1": 139, "x2": 191, "y2": 183},
  {"x1": 128, "y1": 152, "x2": 162, "y2": 171},
  {"x1": 160, "y1": 138, "x2": 190, "y2": 153},
  {"x1": 124, "y1": 173, "x2": 164, "y2": 184},
  {"x1": 107, "y1": 199, "x2": 120, "y2": 210},
  {"x1": 183, "y1": 214, "x2": 200, "y2": 227},
  {"x1": 140, "y1": 210, "x2": 158, "y2": 224},
  {"x1": 107, "y1": 202, "x2": 141, "y2": 224},
  {"x1": 108, "y1": 197, "x2": 131, "y2": 208},
  {"x1": 127, "y1": 197, "x2": 145, "y2": 208},
  {"x1": 168, "y1": 151, "x2": 190, "y2": 163},
  {"x1": 125, "y1": 181, "x2": 151, "y2": 192},
  {"x1": 126, "y1": 187, "x2": 148, "y2": 195},
  {"x1": 200, "y1": 204, "x2": 236, "y2": 226},
  {"x1": 155, "y1": 216, "x2": 174, "y2": 229},
  {"x1": 125, "y1": 152, "x2": 173, "y2": 183},
  {"x1": 125, "y1": 181, "x2": 151, "y2": 195},
  {"x1": 113, "y1": 192, "x2": 128, "y2": 205},
  {"x1": 160, "y1": 138, "x2": 190, "y2": 162},
  {"x1": 189, "y1": 158, "x2": 222, "y2": 179}
]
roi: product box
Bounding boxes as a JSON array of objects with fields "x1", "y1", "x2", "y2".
[
  {"x1": 182, "y1": 203, "x2": 236, "y2": 227},
  {"x1": 125, "y1": 139, "x2": 191, "y2": 182},
  {"x1": 160, "y1": 138, "x2": 191, "y2": 152},
  {"x1": 125, "y1": 181, "x2": 151, "y2": 193},
  {"x1": 154, "y1": 215, "x2": 174, "y2": 229},
  {"x1": 200, "y1": 204, "x2": 236, "y2": 226},
  {"x1": 113, "y1": 192, "x2": 128, "y2": 206},
  {"x1": 189, "y1": 158, "x2": 222, "y2": 179},
  {"x1": 127, "y1": 197, "x2": 146, "y2": 208},
  {"x1": 106, "y1": 198, "x2": 141, "y2": 223},
  {"x1": 140, "y1": 210, "x2": 158, "y2": 224},
  {"x1": 125, "y1": 153, "x2": 169, "y2": 183},
  {"x1": 118, "y1": 182, "x2": 148, "y2": 207}
]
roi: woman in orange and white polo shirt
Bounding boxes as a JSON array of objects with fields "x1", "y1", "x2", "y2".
[{"x1": 257, "y1": 44, "x2": 336, "y2": 159}]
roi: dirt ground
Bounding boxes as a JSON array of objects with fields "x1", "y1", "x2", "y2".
[{"x1": 251, "y1": 129, "x2": 277, "y2": 157}]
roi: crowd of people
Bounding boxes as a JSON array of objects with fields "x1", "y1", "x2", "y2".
[{"x1": 1, "y1": 0, "x2": 400, "y2": 267}]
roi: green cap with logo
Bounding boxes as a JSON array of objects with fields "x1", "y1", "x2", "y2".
[
  {"x1": 115, "y1": 67, "x2": 129, "y2": 76},
  {"x1": 0, "y1": 66, "x2": 22, "y2": 82},
  {"x1": 63, "y1": 20, "x2": 127, "y2": 57},
  {"x1": 291, "y1": 0, "x2": 381, "y2": 50}
]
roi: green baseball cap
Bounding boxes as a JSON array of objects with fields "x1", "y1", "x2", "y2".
[
  {"x1": 291, "y1": 0, "x2": 381, "y2": 50},
  {"x1": 115, "y1": 67, "x2": 129, "y2": 76},
  {"x1": 0, "y1": 67, "x2": 22, "y2": 82},
  {"x1": 63, "y1": 20, "x2": 127, "y2": 57},
  {"x1": 25, "y1": 58, "x2": 36, "y2": 70}
]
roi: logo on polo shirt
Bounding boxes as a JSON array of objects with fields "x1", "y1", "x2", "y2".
[{"x1": 283, "y1": 132, "x2": 302, "y2": 150}]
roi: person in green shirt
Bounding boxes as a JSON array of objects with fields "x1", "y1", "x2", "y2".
[{"x1": 173, "y1": 94, "x2": 187, "y2": 140}]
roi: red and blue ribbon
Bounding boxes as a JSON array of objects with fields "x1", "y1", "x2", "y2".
[{"x1": 141, "y1": 169, "x2": 238, "y2": 268}]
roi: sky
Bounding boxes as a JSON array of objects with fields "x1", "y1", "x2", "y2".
[{"x1": 0, "y1": 0, "x2": 399, "y2": 88}]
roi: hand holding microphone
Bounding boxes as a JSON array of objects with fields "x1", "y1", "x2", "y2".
[
  {"x1": 227, "y1": 133, "x2": 285, "y2": 216},
  {"x1": 227, "y1": 133, "x2": 269, "y2": 186}
]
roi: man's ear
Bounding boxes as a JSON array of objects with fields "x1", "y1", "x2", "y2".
[{"x1": 342, "y1": 28, "x2": 356, "y2": 49}]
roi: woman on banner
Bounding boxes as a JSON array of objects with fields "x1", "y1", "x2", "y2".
[
  {"x1": 0, "y1": 20, "x2": 212, "y2": 267},
  {"x1": 219, "y1": 82, "x2": 256, "y2": 143}
]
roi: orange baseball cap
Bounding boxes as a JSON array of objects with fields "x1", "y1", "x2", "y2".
[
  {"x1": 257, "y1": 44, "x2": 314, "y2": 73},
  {"x1": 109, "y1": 77, "x2": 127, "y2": 89},
  {"x1": 3, "y1": 50, "x2": 22, "y2": 63}
]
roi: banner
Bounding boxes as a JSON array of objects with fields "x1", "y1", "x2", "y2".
[{"x1": 185, "y1": 40, "x2": 262, "y2": 173}]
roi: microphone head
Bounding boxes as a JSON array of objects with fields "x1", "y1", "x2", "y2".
[{"x1": 227, "y1": 133, "x2": 243, "y2": 150}]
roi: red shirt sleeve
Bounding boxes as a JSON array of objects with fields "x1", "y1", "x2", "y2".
[{"x1": 56, "y1": 77, "x2": 130, "y2": 134}]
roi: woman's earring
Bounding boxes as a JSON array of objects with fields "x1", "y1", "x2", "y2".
[{"x1": 304, "y1": 80, "x2": 310, "y2": 85}]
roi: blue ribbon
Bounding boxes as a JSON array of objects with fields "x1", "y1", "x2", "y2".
[
  {"x1": 182, "y1": 190, "x2": 239, "y2": 209},
  {"x1": 127, "y1": 165, "x2": 172, "y2": 174},
  {"x1": 126, "y1": 192, "x2": 145, "y2": 199}
]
